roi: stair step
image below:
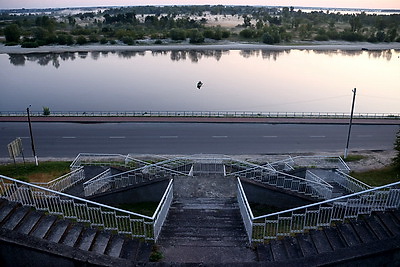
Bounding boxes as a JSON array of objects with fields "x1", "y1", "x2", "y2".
[
  {"x1": 46, "y1": 220, "x2": 70, "y2": 243},
  {"x1": 61, "y1": 224, "x2": 84, "y2": 247},
  {"x1": 136, "y1": 242, "x2": 152, "y2": 263},
  {"x1": 337, "y1": 223, "x2": 361, "y2": 247},
  {"x1": 0, "y1": 201, "x2": 19, "y2": 223},
  {"x1": 282, "y1": 237, "x2": 303, "y2": 259},
  {"x1": 270, "y1": 239, "x2": 289, "y2": 261},
  {"x1": 324, "y1": 227, "x2": 346, "y2": 250},
  {"x1": 310, "y1": 229, "x2": 333, "y2": 254},
  {"x1": 350, "y1": 220, "x2": 377, "y2": 243},
  {"x1": 158, "y1": 236, "x2": 246, "y2": 247},
  {"x1": 30, "y1": 215, "x2": 57, "y2": 239},
  {"x1": 2, "y1": 206, "x2": 30, "y2": 230},
  {"x1": 257, "y1": 244, "x2": 274, "y2": 262},
  {"x1": 16, "y1": 211, "x2": 42, "y2": 235},
  {"x1": 296, "y1": 233, "x2": 318, "y2": 257},
  {"x1": 105, "y1": 235, "x2": 125, "y2": 258},
  {"x1": 119, "y1": 239, "x2": 141, "y2": 261},
  {"x1": 375, "y1": 212, "x2": 400, "y2": 236},
  {"x1": 91, "y1": 231, "x2": 112, "y2": 254},
  {"x1": 77, "y1": 228, "x2": 98, "y2": 251},
  {"x1": 364, "y1": 215, "x2": 391, "y2": 239}
]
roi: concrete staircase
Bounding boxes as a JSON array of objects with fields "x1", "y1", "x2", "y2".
[
  {"x1": 158, "y1": 197, "x2": 256, "y2": 263},
  {"x1": 256, "y1": 209, "x2": 400, "y2": 265},
  {"x1": 157, "y1": 175, "x2": 257, "y2": 263},
  {"x1": 0, "y1": 198, "x2": 152, "y2": 266}
]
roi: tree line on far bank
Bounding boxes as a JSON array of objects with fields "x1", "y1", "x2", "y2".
[{"x1": 1, "y1": 5, "x2": 399, "y2": 47}]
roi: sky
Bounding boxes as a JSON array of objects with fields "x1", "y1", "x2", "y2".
[{"x1": 1, "y1": 0, "x2": 399, "y2": 10}]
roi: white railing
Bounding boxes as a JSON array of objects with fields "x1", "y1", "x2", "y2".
[
  {"x1": 153, "y1": 179, "x2": 174, "y2": 241},
  {"x1": 237, "y1": 178, "x2": 254, "y2": 243},
  {"x1": 287, "y1": 156, "x2": 350, "y2": 173},
  {"x1": 83, "y1": 168, "x2": 112, "y2": 197},
  {"x1": 305, "y1": 170, "x2": 333, "y2": 199},
  {"x1": 333, "y1": 170, "x2": 373, "y2": 193},
  {"x1": 32, "y1": 167, "x2": 85, "y2": 192},
  {"x1": 83, "y1": 163, "x2": 188, "y2": 197},
  {"x1": 0, "y1": 174, "x2": 174, "y2": 242},
  {"x1": 70, "y1": 153, "x2": 150, "y2": 170},
  {"x1": 249, "y1": 180, "x2": 400, "y2": 243},
  {"x1": 1, "y1": 110, "x2": 399, "y2": 119},
  {"x1": 229, "y1": 166, "x2": 333, "y2": 200}
]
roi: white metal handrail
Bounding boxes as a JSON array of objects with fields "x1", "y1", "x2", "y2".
[
  {"x1": 287, "y1": 156, "x2": 351, "y2": 173},
  {"x1": 83, "y1": 162, "x2": 188, "y2": 196},
  {"x1": 70, "y1": 153, "x2": 150, "y2": 170},
  {"x1": 33, "y1": 167, "x2": 85, "y2": 192},
  {"x1": 249, "y1": 180, "x2": 400, "y2": 243},
  {"x1": 229, "y1": 166, "x2": 333, "y2": 200},
  {"x1": 237, "y1": 178, "x2": 254, "y2": 243},
  {"x1": 0, "y1": 174, "x2": 174, "y2": 241},
  {"x1": 334, "y1": 169, "x2": 373, "y2": 193},
  {"x1": 83, "y1": 168, "x2": 112, "y2": 197}
]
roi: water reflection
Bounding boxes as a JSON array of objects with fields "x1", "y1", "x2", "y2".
[{"x1": 7, "y1": 49, "x2": 397, "y2": 68}]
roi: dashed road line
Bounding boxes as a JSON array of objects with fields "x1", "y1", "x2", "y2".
[
  {"x1": 263, "y1": 136, "x2": 278, "y2": 138},
  {"x1": 109, "y1": 136, "x2": 126, "y2": 139},
  {"x1": 212, "y1": 136, "x2": 228, "y2": 138},
  {"x1": 62, "y1": 136, "x2": 77, "y2": 139},
  {"x1": 309, "y1": 135, "x2": 326, "y2": 138},
  {"x1": 160, "y1": 136, "x2": 178, "y2": 139}
]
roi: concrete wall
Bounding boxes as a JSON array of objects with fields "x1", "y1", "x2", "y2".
[
  {"x1": 89, "y1": 179, "x2": 170, "y2": 206},
  {"x1": 241, "y1": 180, "x2": 315, "y2": 210}
]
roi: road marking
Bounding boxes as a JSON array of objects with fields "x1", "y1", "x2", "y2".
[
  {"x1": 160, "y1": 136, "x2": 178, "y2": 139},
  {"x1": 109, "y1": 136, "x2": 126, "y2": 139},
  {"x1": 263, "y1": 136, "x2": 278, "y2": 138},
  {"x1": 19, "y1": 137, "x2": 30, "y2": 139},
  {"x1": 62, "y1": 136, "x2": 76, "y2": 139},
  {"x1": 309, "y1": 135, "x2": 326, "y2": 138},
  {"x1": 357, "y1": 135, "x2": 372, "y2": 138},
  {"x1": 212, "y1": 136, "x2": 228, "y2": 138}
]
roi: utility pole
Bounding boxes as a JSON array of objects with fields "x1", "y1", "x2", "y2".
[
  {"x1": 27, "y1": 105, "x2": 38, "y2": 166},
  {"x1": 344, "y1": 88, "x2": 357, "y2": 159}
]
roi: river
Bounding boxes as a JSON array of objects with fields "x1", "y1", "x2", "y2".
[{"x1": 1, "y1": 49, "x2": 399, "y2": 113}]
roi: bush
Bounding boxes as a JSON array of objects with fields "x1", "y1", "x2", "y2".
[
  {"x1": 76, "y1": 35, "x2": 87, "y2": 45},
  {"x1": 262, "y1": 32, "x2": 274, "y2": 44},
  {"x1": 42, "y1": 106, "x2": 50, "y2": 116},
  {"x1": 314, "y1": 34, "x2": 329, "y2": 41},
  {"x1": 21, "y1": 41, "x2": 39, "y2": 48}
]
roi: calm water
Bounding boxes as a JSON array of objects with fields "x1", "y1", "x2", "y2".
[{"x1": 1, "y1": 49, "x2": 399, "y2": 113}]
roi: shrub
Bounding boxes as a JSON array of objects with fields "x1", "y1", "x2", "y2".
[{"x1": 42, "y1": 106, "x2": 50, "y2": 116}]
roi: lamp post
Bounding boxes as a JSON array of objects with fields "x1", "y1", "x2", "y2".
[
  {"x1": 27, "y1": 105, "x2": 38, "y2": 166},
  {"x1": 344, "y1": 88, "x2": 357, "y2": 159}
]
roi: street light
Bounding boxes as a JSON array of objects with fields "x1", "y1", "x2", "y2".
[
  {"x1": 344, "y1": 88, "x2": 357, "y2": 159},
  {"x1": 27, "y1": 105, "x2": 38, "y2": 166}
]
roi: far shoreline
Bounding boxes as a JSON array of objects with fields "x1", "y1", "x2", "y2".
[{"x1": 1, "y1": 41, "x2": 400, "y2": 54}]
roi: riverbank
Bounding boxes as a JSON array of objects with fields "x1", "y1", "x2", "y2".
[{"x1": 1, "y1": 41, "x2": 400, "y2": 54}]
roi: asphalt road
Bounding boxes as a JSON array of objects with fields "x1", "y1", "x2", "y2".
[{"x1": 0, "y1": 122, "x2": 398, "y2": 158}]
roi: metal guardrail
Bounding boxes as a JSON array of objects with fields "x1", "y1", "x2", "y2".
[
  {"x1": 70, "y1": 153, "x2": 150, "y2": 170},
  {"x1": 1, "y1": 110, "x2": 399, "y2": 119},
  {"x1": 333, "y1": 170, "x2": 373, "y2": 193},
  {"x1": 32, "y1": 167, "x2": 85, "y2": 192},
  {"x1": 0, "y1": 174, "x2": 173, "y2": 242},
  {"x1": 248, "y1": 180, "x2": 400, "y2": 243},
  {"x1": 285, "y1": 156, "x2": 351, "y2": 173},
  {"x1": 237, "y1": 178, "x2": 254, "y2": 244},
  {"x1": 83, "y1": 163, "x2": 188, "y2": 197},
  {"x1": 83, "y1": 168, "x2": 112, "y2": 197},
  {"x1": 229, "y1": 165, "x2": 333, "y2": 200}
]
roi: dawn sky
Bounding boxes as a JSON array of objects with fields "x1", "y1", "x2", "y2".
[{"x1": 1, "y1": 0, "x2": 399, "y2": 10}]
